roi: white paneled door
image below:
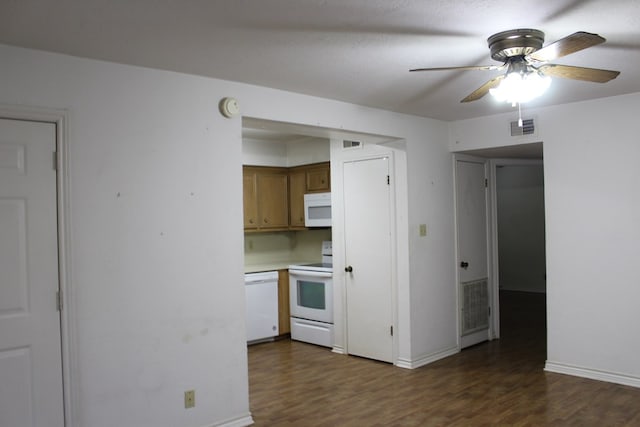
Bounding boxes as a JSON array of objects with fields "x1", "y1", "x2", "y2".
[
  {"x1": 455, "y1": 158, "x2": 490, "y2": 349},
  {"x1": 0, "y1": 118, "x2": 64, "y2": 427},
  {"x1": 343, "y1": 156, "x2": 393, "y2": 363}
]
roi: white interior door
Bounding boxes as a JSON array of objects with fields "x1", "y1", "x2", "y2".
[
  {"x1": 456, "y1": 158, "x2": 490, "y2": 349},
  {"x1": 0, "y1": 118, "x2": 64, "y2": 427},
  {"x1": 343, "y1": 156, "x2": 393, "y2": 363}
]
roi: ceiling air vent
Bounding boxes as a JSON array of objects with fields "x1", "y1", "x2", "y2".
[
  {"x1": 343, "y1": 139, "x2": 362, "y2": 149},
  {"x1": 510, "y1": 118, "x2": 535, "y2": 136}
]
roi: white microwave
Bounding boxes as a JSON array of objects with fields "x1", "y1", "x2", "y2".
[{"x1": 304, "y1": 192, "x2": 331, "y2": 227}]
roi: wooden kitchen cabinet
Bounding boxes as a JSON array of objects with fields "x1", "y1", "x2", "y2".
[
  {"x1": 243, "y1": 162, "x2": 330, "y2": 231},
  {"x1": 257, "y1": 172, "x2": 289, "y2": 229},
  {"x1": 277, "y1": 269, "x2": 290, "y2": 335},
  {"x1": 243, "y1": 170, "x2": 259, "y2": 229},
  {"x1": 243, "y1": 166, "x2": 289, "y2": 231},
  {"x1": 288, "y1": 169, "x2": 307, "y2": 228},
  {"x1": 305, "y1": 163, "x2": 331, "y2": 193},
  {"x1": 288, "y1": 162, "x2": 330, "y2": 229}
]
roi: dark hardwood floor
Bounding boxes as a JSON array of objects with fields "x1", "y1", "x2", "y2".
[{"x1": 248, "y1": 291, "x2": 640, "y2": 426}]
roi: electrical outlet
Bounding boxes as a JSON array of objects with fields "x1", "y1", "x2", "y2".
[{"x1": 184, "y1": 390, "x2": 195, "y2": 409}]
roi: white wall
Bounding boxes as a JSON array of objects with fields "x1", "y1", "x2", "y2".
[
  {"x1": 451, "y1": 93, "x2": 640, "y2": 386},
  {"x1": 404, "y1": 121, "x2": 458, "y2": 365},
  {"x1": 496, "y1": 165, "x2": 546, "y2": 293},
  {"x1": 241, "y1": 136, "x2": 329, "y2": 167},
  {"x1": 286, "y1": 138, "x2": 330, "y2": 166},
  {"x1": 1, "y1": 45, "x2": 251, "y2": 427},
  {"x1": 1, "y1": 43, "x2": 457, "y2": 426},
  {"x1": 241, "y1": 138, "x2": 288, "y2": 167}
]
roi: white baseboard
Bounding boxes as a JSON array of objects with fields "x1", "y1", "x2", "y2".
[
  {"x1": 332, "y1": 345, "x2": 346, "y2": 355},
  {"x1": 545, "y1": 361, "x2": 640, "y2": 389},
  {"x1": 395, "y1": 346, "x2": 459, "y2": 369},
  {"x1": 210, "y1": 412, "x2": 254, "y2": 427}
]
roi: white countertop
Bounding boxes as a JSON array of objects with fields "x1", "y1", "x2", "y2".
[{"x1": 244, "y1": 260, "x2": 317, "y2": 274}]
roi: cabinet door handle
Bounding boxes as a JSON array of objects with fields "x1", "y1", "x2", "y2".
[{"x1": 345, "y1": 265, "x2": 353, "y2": 273}]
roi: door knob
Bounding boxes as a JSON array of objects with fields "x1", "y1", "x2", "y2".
[
  {"x1": 345, "y1": 265, "x2": 353, "y2": 273},
  {"x1": 460, "y1": 261, "x2": 469, "y2": 269}
]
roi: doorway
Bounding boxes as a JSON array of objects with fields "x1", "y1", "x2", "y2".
[
  {"x1": 240, "y1": 117, "x2": 404, "y2": 362},
  {"x1": 455, "y1": 142, "x2": 546, "y2": 354},
  {"x1": 492, "y1": 161, "x2": 546, "y2": 343}
]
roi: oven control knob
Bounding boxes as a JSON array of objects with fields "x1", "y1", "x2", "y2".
[{"x1": 345, "y1": 265, "x2": 353, "y2": 273}]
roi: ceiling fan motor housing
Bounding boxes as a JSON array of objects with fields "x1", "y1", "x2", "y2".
[{"x1": 488, "y1": 29, "x2": 545, "y2": 61}]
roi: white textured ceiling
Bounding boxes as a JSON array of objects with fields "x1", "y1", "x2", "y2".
[{"x1": 1, "y1": 0, "x2": 639, "y2": 121}]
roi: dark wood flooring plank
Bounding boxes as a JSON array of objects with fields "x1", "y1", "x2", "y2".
[{"x1": 248, "y1": 291, "x2": 640, "y2": 426}]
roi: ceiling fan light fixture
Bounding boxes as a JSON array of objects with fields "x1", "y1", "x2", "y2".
[
  {"x1": 489, "y1": 68, "x2": 551, "y2": 106},
  {"x1": 410, "y1": 29, "x2": 618, "y2": 106}
]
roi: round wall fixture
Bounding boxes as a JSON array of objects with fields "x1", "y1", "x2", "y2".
[{"x1": 219, "y1": 97, "x2": 240, "y2": 118}]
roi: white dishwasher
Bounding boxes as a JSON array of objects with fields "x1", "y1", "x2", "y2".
[{"x1": 244, "y1": 271, "x2": 279, "y2": 343}]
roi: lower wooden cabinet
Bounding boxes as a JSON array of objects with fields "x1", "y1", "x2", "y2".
[{"x1": 277, "y1": 269, "x2": 290, "y2": 335}]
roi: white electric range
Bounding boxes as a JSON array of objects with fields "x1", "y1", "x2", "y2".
[{"x1": 288, "y1": 241, "x2": 333, "y2": 347}]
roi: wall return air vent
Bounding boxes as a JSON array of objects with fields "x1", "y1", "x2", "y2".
[
  {"x1": 510, "y1": 118, "x2": 535, "y2": 136},
  {"x1": 343, "y1": 139, "x2": 362, "y2": 149},
  {"x1": 461, "y1": 278, "x2": 489, "y2": 336}
]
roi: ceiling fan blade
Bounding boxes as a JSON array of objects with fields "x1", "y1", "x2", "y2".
[
  {"x1": 410, "y1": 65, "x2": 504, "y2": 72},
  {"x1": 538, "y1": 64, "x2": 620, "y2": 83},
  {"x1": 461, "y1": 75, "x2": 505, "y2": 103},
  {"x1": 527, "y1": 31, "x2": 605, "y2": 62}
]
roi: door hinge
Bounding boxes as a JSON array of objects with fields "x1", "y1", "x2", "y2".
[
  {"x1": 390, "y1": 325, "x2": 394, "y2": 336},
  {"x1": 488, "y1": 306, "x2": 491, "y2": 317},
  {"x1": 56, "y1": 290, "x2": 63, "y2": 311},
  {"x1": 387, "y1": 175, "x2": 390, "y2": 185},
  {"x1": 484, "y1": 178, "x2": 488, "y2": 187}
]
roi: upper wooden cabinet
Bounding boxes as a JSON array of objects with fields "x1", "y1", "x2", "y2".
[
  {"x1": 288, "y1": 170, "x2": 307, "y2": 228},
  {"x1": 290, "y1": 162, "x2": 330, "y2": 193},
  {"x1": 243, "y1": 162, "x2": 330, "y2": 232},
  {"x1": 243, "y1": 171, "x2": 259, "y2": 229},
  {"x1": 305, "y1": 164, "x2": 330, "y2": 193},
  {"x1": 243, "y1": 166, "x2": 289, "y2": 231},
  {"x1": 289, "y1": 162, "x2": 330, "y2": 230}
]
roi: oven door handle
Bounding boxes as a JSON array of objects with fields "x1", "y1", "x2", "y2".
[{"x1": 289, "y1": 270, "x2": 333, "y2": 278}]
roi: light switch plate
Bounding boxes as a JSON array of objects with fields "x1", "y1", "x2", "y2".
[
  {"x1": 184, "y1": 390, "x2": 195, "y2": 408},
  {"x1": 419, "y1": 224, "x2": 427, "y2": 237}
]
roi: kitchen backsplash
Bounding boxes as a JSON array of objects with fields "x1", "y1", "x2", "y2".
[{"x1": 244, "y1": 228, "x2": 332, "y2": 266}]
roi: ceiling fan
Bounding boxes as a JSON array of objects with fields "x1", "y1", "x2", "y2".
[{"x1": 410, "y1": 29, "x2": 620, "y2": 104}]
